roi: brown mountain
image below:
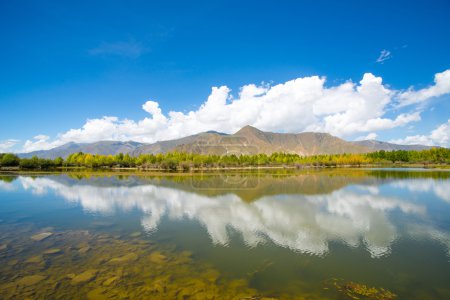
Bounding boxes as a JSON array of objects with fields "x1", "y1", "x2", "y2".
[
  {"x1": 152, "y1": 125, "x2": 369, "y2": 155},
  {"x1": 18, "y1": 126, "x2": 437, "y2": 158}
]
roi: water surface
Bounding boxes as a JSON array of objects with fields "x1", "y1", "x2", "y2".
[{"x1": 0, "y1": 169, "x2": 449, "y2": 299}]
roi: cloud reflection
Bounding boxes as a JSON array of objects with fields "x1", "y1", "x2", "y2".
[
  {"x1": 14, "y1": 175, "x2": 450, "y2": 259},
  {"x1": 391, "y1": 179, "x2": 450, "y2": 203}
]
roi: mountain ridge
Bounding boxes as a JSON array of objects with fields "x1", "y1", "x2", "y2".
[
  {"x1": 17, "y1": 126, "x2": 437, "y2": 159},
  {"x1": 353, "y1": 139, "x2": 434, "y2": 151}
]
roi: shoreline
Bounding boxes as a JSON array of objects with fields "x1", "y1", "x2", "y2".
[{"x1": 1, "y1": 163, "x2": 449, "y2": 177}]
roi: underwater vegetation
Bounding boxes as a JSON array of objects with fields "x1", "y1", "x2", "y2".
[
  {"x1": 0, "y1": 221, "x2": 336, "y2": 299},
  {"x1": 2, "y1": 220, "x2": 401, "y2": 300},
  {"x1": 0, "y1": 219, "x2": 403, "y2": 300},
  {"x1": 0, "y1": 224, "x2": 259, "y2": 299},
  {"x1": 326, "y1": 278, "x2": 397, "y2": 300}
]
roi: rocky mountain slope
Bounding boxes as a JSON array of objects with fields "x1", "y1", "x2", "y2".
[{"x1": 18, "y1": 126, "x2": 436, "y2": 158}]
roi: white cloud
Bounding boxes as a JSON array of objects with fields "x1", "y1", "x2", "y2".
[
  {"x1": 22, "y1": 135, "x2": 55, "y2": 152},
  {"x1": 389, "y1": 119, "x2": 450, "y2": 147},
  {"x1": 376, "y1": 49, "x2": 392, "y2": 63},
  {"x1": 398, "y1": 69, "x2": 450, "y2": 107},
  {"x1": 20, "y1": 70, "x2": 450, "y2": 152},
  {"x1": 0, "y1": 139, "x2": 19, "y2": 153},
  {"x1": 34, "y1": 134, "x2": 49, "y2": 141},
  {"x1": 355, "y1": 132, "x2": 378, "y2": 141}
]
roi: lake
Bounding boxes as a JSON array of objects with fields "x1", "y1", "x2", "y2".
[{"x1": 0, "y1": 169, "x2": 449, "y2": 299}]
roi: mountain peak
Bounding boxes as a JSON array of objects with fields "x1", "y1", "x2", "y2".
[{"x1": 235, "y1": 125, "x2": 263, "y2": 135}]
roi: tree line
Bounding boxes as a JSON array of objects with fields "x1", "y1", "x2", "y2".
[{"x1": 0, "y1": 148, "x2": 449, "y2": 170}]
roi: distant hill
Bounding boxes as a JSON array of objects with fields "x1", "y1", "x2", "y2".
[
  {"x1": 19, "y1": 141, "x2": 144, "y2": 159},
  {"x1": 17, "y1": 126, "x2": 438, "y2": 158},
  {"x1": 130, "y1": 132, "x2": 223, "y2": 156},
  {"x1": 352, "y1": 140, "x2": 434, "y2": 151}
]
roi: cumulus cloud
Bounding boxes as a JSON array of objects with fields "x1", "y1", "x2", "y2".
[
  {"x1": 0, "y1": 139, "x2": 19, "y2": 153},
  {"x1": 376, "y1": 49, "x2": 392, "y2": 63},
  {"x1": 398, "y1": 69, "x2": 450, "y2": 107},
  {"x1": 389, "y1": 119, "x2": 450, "y2": 147},
  {"x1": 20, "y1": 70, "x2": 450, "y2": 152}
]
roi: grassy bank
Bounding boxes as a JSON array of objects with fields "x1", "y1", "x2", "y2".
[{"x1": 1, "y1": 148, "x2": 449, "y2": 172}]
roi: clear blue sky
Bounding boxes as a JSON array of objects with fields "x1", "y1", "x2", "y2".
[{"x1": 1, "y1": 0, "x2": 450, "y2": 152}]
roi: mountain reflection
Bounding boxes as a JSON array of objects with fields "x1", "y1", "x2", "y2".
[{"x1": 4, "y1": 173, "x2": 450, "y2": 258}]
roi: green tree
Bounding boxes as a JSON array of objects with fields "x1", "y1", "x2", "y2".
[
  {"x1": 54, "y1": 157, "x2": 64, "y2": 166},
  {"x1": 1, "y1": 153, "x2": 20, "y2": 167}
]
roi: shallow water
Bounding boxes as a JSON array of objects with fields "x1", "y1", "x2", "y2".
[{"x1": 0, "y1": 169, "x2": 450, "y2": 299}]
